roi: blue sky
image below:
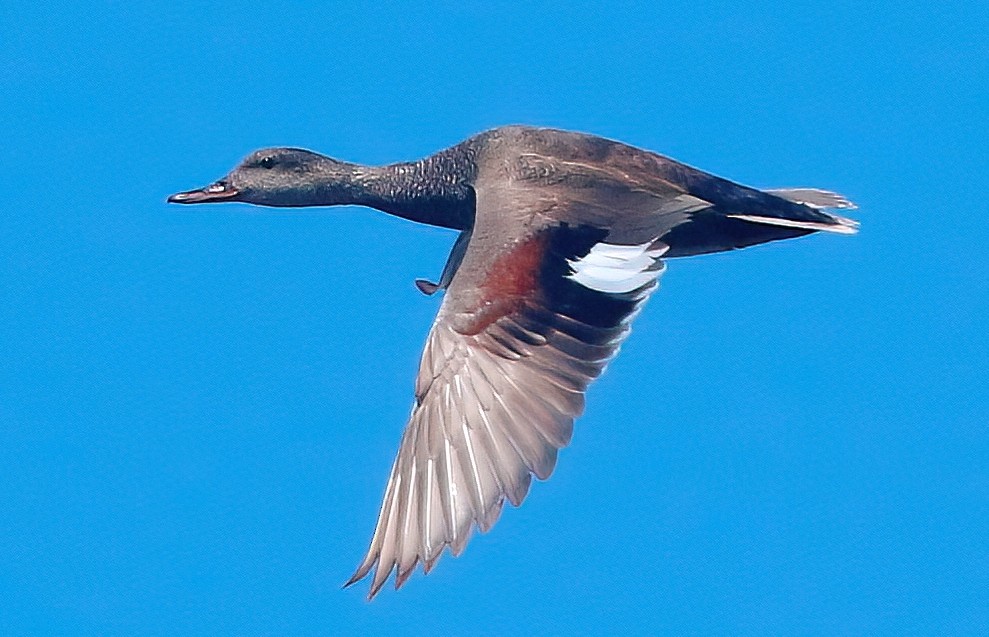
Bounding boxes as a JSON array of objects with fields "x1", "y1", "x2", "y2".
[{"x1": 2, "y1": 2, "x2": 986, "y2": 634}]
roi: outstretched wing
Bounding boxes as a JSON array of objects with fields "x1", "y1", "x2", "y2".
[{"x1": 345, "y1": 215, "x2": 670, "y2": 597}]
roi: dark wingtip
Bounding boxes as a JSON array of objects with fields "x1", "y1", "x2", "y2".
[
  {"x1": 423, "y1": 553, "x2": 442, "y2": 575},
  {"x1": 394, "y1": 564, "x2": 416, "y2": 590},
  {"x1": 366, "y1": 572, "x2": 388, "y2": 601},
  {"x1": 343, "y1": 558, "x2": 382, "y2": 600},
  {"x1": 342, "y1": 569, "x2": 365, "y2": 590}
]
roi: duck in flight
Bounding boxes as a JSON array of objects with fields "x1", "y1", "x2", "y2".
[{"x1": 168, "y1": 125, "x2": 857, "y2": 599}]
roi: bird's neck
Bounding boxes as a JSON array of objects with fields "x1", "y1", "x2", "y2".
[{"x1": 315, "y1": 147, "x2": 477, "y2": 230}]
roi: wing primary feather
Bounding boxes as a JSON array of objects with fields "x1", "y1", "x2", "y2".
[
  {"x1": 421, "y1": 457, "x2": 437, "y2": 564},
  {"x1": 438, "y1": 437, "x2": 458, "y2": 551},
  {"x1": 475, "y1": 402, "x2": 531, "y2": 506},
  {"x1": 366, "y1": 472, "x2": 404, "y2": 599},
  {"x1": 464, "y1": 407, "x2": 506, "y2": 530},
  {"x1": 345, "y1": 445, "x2": 406, "y2": 588},
  {"x1": 459, "y1": 356, "x2": 510, "y2": 528},
  {"x1": 423, "y1": 462, "x2": 447, "y2": 573},
  {"x1": 459, "y1": 418, "x2": 491, "y2": 527},
  {"x1": 449, "y1": 374, "x2": 487, "y2": 523},
  {"x1": 395, "y1": 454, "x2": 420, "y2": 589}
]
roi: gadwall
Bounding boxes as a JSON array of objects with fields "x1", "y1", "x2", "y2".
[{"x1": 169, "y1": 125, "x2": 857, "y2": 598}]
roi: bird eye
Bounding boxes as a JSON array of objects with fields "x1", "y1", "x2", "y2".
[{"x1": 260, "y1": 156, "x2": 275, "y2": 169}]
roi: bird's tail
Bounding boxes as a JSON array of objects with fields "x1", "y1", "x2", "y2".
[
  {"x1": 727, "y1": 187, "x2": 859, "y2": 235},
  {"x1": 662, "y1": 187, "x2": 859, "y2": 258}
]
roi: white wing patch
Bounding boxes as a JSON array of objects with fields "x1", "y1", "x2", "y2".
[{"x1": 567, "y1": 240, "x2": 669, "y2": 294}]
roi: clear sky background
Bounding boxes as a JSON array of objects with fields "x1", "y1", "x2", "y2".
[{"x1": 2, "y1": 2, "x2": 986, "y2": 635}]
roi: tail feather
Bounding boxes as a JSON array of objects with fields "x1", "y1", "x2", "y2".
[
  {"x1": 731, "y1": 187, "x2": 859, "y2": 235},
  {"x1": 662, "y1": 185, "x2": 859, "y2": 258},
  {"x1": 764, "y1": 188, "x2": 857, "y2": 210},
  {"x1": 727, "y1": 212, "x2": 859, "y2": 235}
]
